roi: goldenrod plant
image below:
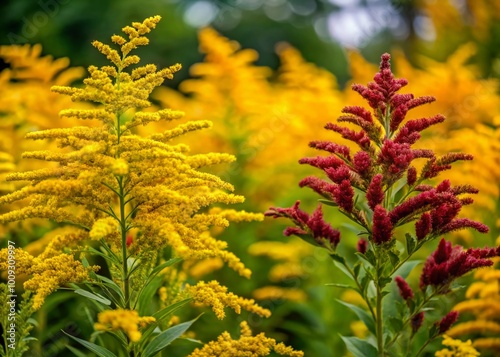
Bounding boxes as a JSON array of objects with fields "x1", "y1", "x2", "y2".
[
  {"x1": 266, "y1": 54, "x2": 499, "y2": 356},
  {"x1": 0, "y1": 16, "x2": 302, "y2": 357}
]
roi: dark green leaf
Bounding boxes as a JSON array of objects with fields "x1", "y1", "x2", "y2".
[
  {"x1": 364, "y1": 250, "x2": 377, "y2": 266},
  {"x1": 66, "y1": 345, "x2": 89, "y2": 357},
  {"x1": 340, "y1": 336, "x2": 377, "y2": 357},
  {"x1": 318, "y1": 199, "x2": 338, "y2": 207},
  {"x1": 388, "y1": 251, "x2": 400, "y2": 268},
  {"x1": 74, "y1": 289, "x2": 111, "y2": 306},
  {"x1": 353, "y1": 263, "x2": 361, "y2": 278},
  {"x1": 62, "y1": 331, "x2": 117, "y2": 357},
  {"x1": 337, "y1": 300, "x2": 375, "y2": 335},
  {"x1": 379, "y1": 277, "x2": 392, "y2": 289},
  {"x1": 405, "y1": 233, "x2": 416, "y2": 255},
  {"x1": 330, "y1": 253, "x2": 346, "y2": 265},
  {"x1": 143, "y1": 315, "x2": 201, "y2": 357}
]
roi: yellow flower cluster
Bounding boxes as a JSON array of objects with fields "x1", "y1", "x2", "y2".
[
  {"x1": 435, "y1": 335, "x2": 480, "y2": 357},
  {"x1": 187, "y1": 321, "x2": 303, "y2": 357},
  {"x1": 94, "y1": 309, "x2": 155, "y2": 342},
  {"x1": 0, "y1": 247, "x2": 96, "y2": 310},
  {"x1": 0, "y1": 16, "x2": 262, "y2": 281},
  {"x1": 187, "y1": 280, "x2": 271, "y2": 320}
]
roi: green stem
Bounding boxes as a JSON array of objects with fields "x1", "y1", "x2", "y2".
[
  {"x1": 375, "y1": 275, "x2": 384, "y2": 356},
  {"x1": 117, "y1": 175, "x2": 130, "y2": 309},
  {"x1": 372, "y1": 244, "x2": 385, "y2": 356}
]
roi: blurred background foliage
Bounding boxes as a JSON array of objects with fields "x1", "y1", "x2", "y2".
[{"x1": 0, "y1": 0, "x2": 499, "y2": 356}]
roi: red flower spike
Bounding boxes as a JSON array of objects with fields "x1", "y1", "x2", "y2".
[
  {"x1": 353, "y1": 151, "x2": 372, "y2": 177},
  {"x1": 420, "y1": 238, "x2": 497, "y2": 289},
  {"x1": 406, "y1": 95, "x2": 435, "y2": 110},
  {"x1": 437, "y1": 311, "x2": 459, "y2": 334},
  {"x1": 390, "y1": 190, "x2": 437, "y2": 225},
  {"x1": 436, "y1": 180, "x2": 451, "y2": 193},
  {"x1": 378, "y1": 140, "x2": 413, "y2": 177},
  {"x1": 308, "y1": 205, "x2": 341, "y2": 247},
  {"x1": 407, "y1": 166, "x2": 417, "y2": 186},
  {"x1": 342, "y1": 105, "x2": 373, "y2": 123},
  {"x1": 394, "y1": 115, "x2": 445, "y2": 145},
  {"x1": 309, "y1": 141, "x2": 351, "y2": 161},
  {"x1": 395, "y1": 276, "x2": 414, "y2": 300},
  {"x1": 451, "y1": 185, "x2": 479, "y2": 195},
  {"x1": 414, "y1": 184, "x2": 434, "y2": 192},
  {"x1": 430, "y1": 200, "x2": 462, "y2": 231},
  {"x1": 299, "y1": 176, "x2": 336, "y2": 198},
  {"x1": 437, "y1": 153, "x2": 473, "y2": 166},
  {"x1": 390, "y1": 93, "x2": 414, "y2": 108},
  {"x1": 333, "y1": 180, "x2": 354, "y2": 213},
  {"x1": 439, "y1": 218, "x2": 489, "y2": 235},
  {"x1": 415, "y1": 213, "x2": 432, "y2": 241},
  {"x1": 366, "y1": 174, "x2": 384, "y2": 210},
  {"x1": 372, "y1": 205, "x2": 393, "y2": 244},
  {"x1": 411, "y1": 312, "x2": 425, "y2": 334},
  {"x1": 325, "y1": 166, "x2": 351, "y2": 185},
  {"x1": 390, "y1": 105, "x2": 409, "y2": 132},
  {"x1": 325, "y1": 123, "x2": 371, "y2": 150},
  {"x1": 299, "y1": 156, "x2": 344, "y2": 170},
  {"x1": 411, "y1": 149, "x2": 435, "y2": 159},
  {"x1": 357, "y1": 238, "x2": 368, "y2": 254}
]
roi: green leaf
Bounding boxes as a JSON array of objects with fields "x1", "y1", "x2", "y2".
[
  {"x1": 337, "y1": 300, "x2": 375, "y2": 335},
  {"x1": 74, "y1": 289, "x2": 111, "y2": 306},
  {"x1": 387, "y1": 317, "x2": 403, "y2": 333},
  {"x1": 388, "y1": 251, "x2": 400, "y2": 268},
  {"x1": 66, "y1": 345, "x2": 89, "y2": 357},
  {"x1": 364, "y1": 250, "x2": 377, "y2": 266},
  {"x1": 330, "y1": 253, "x2": 346, "y2": 265},
  {"x1": 137, "y1": 276, "x2": 163, "y2": 315},
  {"x1": 62, "y1": 331, "x2": 117, "y2": 357},
  {"x1": 152, "y1": 298, "x2": 193, "y2": 321},
  {"x1": 405, "y1": 233, "x2": 416, "y2": 255},
  {"x1": 392, "y1": 260, "x2": 422, "y2": 279},
  {"x1": 318, "y1": 199, "x2": 338, "y2": 207},
  {"x1": 148, "y1": 257, "x2": 183, "y2": 279},
  {"x1": 141, "y1": 298, "x2": 193, "y2": 342},
  {"x1": 95, "y1": 274, "x2": 124, "y2": 301},
  {"x1": 353, "y1": 263, "x2": 361, "y2": 278},
  {"x1": 340, "y1": 335, "x2": 377, "y2": 357},
  {"x1": 143, "y1": 315, "x2": 201, "y2": 357}
]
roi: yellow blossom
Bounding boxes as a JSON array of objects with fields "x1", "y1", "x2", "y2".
[
  {"x1": 0, "y1": 248, "x2": 97, "y2": 310},
  {"x1": 187, "y1": 280, "x2": 271, "y2": 320},
  {"x1": 94, "y1": 309, "x2": 155, "y2": 343},
  {"x1": 435, "y1": 335, "x2": 480, "y2": 357},
  {"x1": 187, "y1": 321, "x2": 303, "y2": 357}
]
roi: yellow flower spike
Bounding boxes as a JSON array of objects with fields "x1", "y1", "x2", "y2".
[
  {"x1": 94, "y1": 309, "x2": 155, "y2": 343},
  {"x1": 89, "y1": 217, "x2": 120, "y2": 241},
  {"x1": 187, "y1": 280, "x2": 271, "y2": 320},
  {"x1": 435, "y1": 335, "x2": 480, "y2": 357},
  {"x1": 187, "y1": 321, "x2": 303, "y2": 357},
  {"x1": 0, "y1": 248, "x2": 97, "y2": 310}
]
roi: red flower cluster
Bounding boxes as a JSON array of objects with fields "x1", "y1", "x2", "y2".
[
  {"x1": 420, "y1": 238, "x2": 500, "y2": 289},
  {"x1": 266, "y1": 53, "x2": 489, "y2": 252},
  {"x1": 265, "y1": 201, "x2": 340, "y2": 249},
  {"x1": 395, "y1": 276, "x2": 414, "y2": 301}
]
